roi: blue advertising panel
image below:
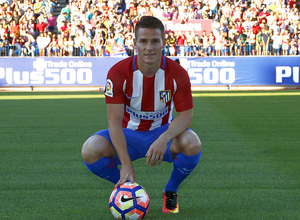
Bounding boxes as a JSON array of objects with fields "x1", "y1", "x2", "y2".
[
  {"x1": 0, "y1": 57, "x2": 123, "y2": 87},
  {"x1": 176, "y1": 56, "x2": 300, "y2": 86},
  {"x1": 0, "y1": 57, "x2": 299, "y2": 87}
]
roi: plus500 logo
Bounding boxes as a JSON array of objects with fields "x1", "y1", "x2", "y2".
[
  {"x1": 0, "y1": 68, "x2": 92, "y2": 85},
  {"x1": 276, "y1": 66, "x2": 299, "y2": 83},
  {"x1": 188, "y1": 68, "x2": 235, "y2": 84}
]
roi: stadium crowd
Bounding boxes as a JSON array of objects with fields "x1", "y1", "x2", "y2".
[{"x1": 0, "y1": 0, "x2": 300, "y2": 57}]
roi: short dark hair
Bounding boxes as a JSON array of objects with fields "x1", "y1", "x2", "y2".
[{"x1": 135, "y1": 16, "x2": 165, "y2": 39}]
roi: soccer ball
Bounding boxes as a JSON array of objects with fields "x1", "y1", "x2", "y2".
[{"x1": 109, "y1": 182, "x2": 150, "y2": 219}]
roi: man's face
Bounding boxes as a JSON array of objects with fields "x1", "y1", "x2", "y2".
[{"x1": 134, "y1": 28, "x2": 165, "y2": 66}]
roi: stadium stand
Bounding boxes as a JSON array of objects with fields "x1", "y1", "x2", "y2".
[{"x1": 0, "y1": 0, "x2": 300, "y2": 57}]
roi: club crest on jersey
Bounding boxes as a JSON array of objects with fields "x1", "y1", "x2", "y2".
[
  {"x1": 105, "y1": 79, "x2": 113, "y2": 97},
  {"x1": 159, "y1": 90, "x2": 171, "y2": 103}
]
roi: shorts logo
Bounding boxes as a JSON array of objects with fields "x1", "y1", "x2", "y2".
[
  {"x1": 159, "y1": 90, "x2": 171, "y2": 103},
  {"x1": 105, "y1": 79, "x2": 113, "y2": 97}
]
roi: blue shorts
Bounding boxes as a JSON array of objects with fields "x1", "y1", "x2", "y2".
[{"x1": 92, "y1": 124, "x2": 174, "y2": 165}]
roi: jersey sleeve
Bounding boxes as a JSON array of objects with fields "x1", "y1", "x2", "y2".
[
  {"x1": 173, "y1": 65, "x2": 193, "y2": 112},
  {"x1": 104, "y1": 64, "x2": 125, "y2": 104}
]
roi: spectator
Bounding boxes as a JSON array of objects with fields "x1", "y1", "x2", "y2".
[
  {"x1": 33, "y1": 0, "x2": 43, "y2": 19},
  {"x1": 269, "y1": 1, "x2": 279, "y2": 14},
  {"x1": 107, "y1": 32, "x2": 116, "y2": 47},
  {"x1": 289, "y1": 38, "x2": 298, "y2": 55},
  {"x1": 267, "y1": 10, "x2": 277, "y2": 27},
  {"x1": 36, "y1": 32, "x2": 50, "y2": 56},
  {"x1": 60, "y1": 20, "x2": 70, "y2": 38},
  {"x1": 153, "y1": 5, "x2": 164, "y2": 20},
  {"x1": 242, "y1": 17, "x2": 253, "y2": 31},
  {"x1": 214, "y1": 31, "x2": 222, "y2": 56},
  {"x1": 228, "y1": 21, "x2": 238, "y2": 38},
  {"x1": 228, "y1": 32, "x2": 236, "y2": 56},
  {"x1": 185, "y1": 30, "x2": 194, "y2": 56},
  {"x1": 115, "y1": 0, "x2": 124, "y2": 15},
  {"x1": 48, "y1": 34, "x2": 59, "y2": 56},
  {"x1": 61, "y1": 36, "x2": 68, "y2": 56},
  {"x1": 208, "y1": 31, "x2": 215, "y2": 56},
  {"x1": 221, "y1": 35, "x2": 228, "y2": 56},
  {"x1": 194, "y1": 4, "x2": 202, "y2": 19},
  {"x1": 69, "y1": 20, "x2": 78, "y2": 39},
  {"x1": 211, "y1": 19, "x2": 220, "y2": 36},
  {"x1": 220, "y1": 22, "x2": 229, "y2": 34},
  {"x1": 162, "y1": 6, "x2": 173, "y2": 21},
  {"x1": 256, "y1": 29, "x2": 263, "y2": 56},
  {"x1": 193, "y1": 34, "x2": 202, "y2": 56},
  {"x1": 9, "y1": 20, "x2": 20, "y2": 36},
  {"x1": 61, "y1": 4, "x2": 71, "y2": 21},
  {"x1": 56, "y1": 12, "x2": 67, "y2": 33},
  {"x1": 128, "y1": 2, "x2": 137, "y2": 18},
  {"x1": 66, "y1": 36, "x2": 74, "y2": 56},
  {"x1": 252, "y1": 20, "x2": 261, "y2": 35},
  {"x1": 27, "y1": 19, "x2": 36, "y2": 36},
  {"x1": 55, "y1": 33, "x2": 63, "y2": 56},
  {"x1": 47, "y1": 12, "x2": 56, "y2": 33},
  {"x1": 23, "y1": 31, "x2": 36, "y2": 56},
  {"x1": 12, "y1": 10, "x2": 21, "y2": 24},
  {"x1": 222, "y1": 1, "x2": 232, "y2": 20},
  {"x1": 77, "y1": 20, "x2": 85, "y2": 37},
  {"x1": 238, "y1": 29, "x2": 248, "y2": 56},
  {"x1": 282, "y1": 29, "x2": 290, "y2": 55},
  {"x1": 272, "y1": 31, "x2": 283, "y2": 55},
  {"x1": 168, "y1": 31, "x2": 177, "y2": 56},
  {"x1": 73, "y1": 33, "x2": 81, "y2": 56},
  {"x1": 209, "y1": 0, "x2": 218, "y2": 19},
  {"x1": 235, "y1": 21, "x2": 245, "y2": 34},
  {"x1": 93, "y1": 31, "x2": 105, "y2": 56},
  {"x1": 45, "y1": 0, "x2": 56, "y2": 14},
  {"x1": 22, "y1": 8, "x2": 34, "y2": 22},
  {"x1": 36, "y1": 17, "x2": 47, "y2": 35},
  {"x1": 248, "y1": 29, "x2": 256, "y2": 55},
  {"x1": 262, "y1": 28, "x2": 270, "y2": 56},
  {"x1": 258, "y1": 7, "x2": 269, "y2": 24},
  {"x1": 177, "y1": 30, "x2": 186, "y2": 56},
  {"x1": 269, "y1": 20, "x2": 280, "y2": 35},
  {"x1": 116, "y1": 32, "x2": 125, "y2": 46},
  {"x1": 0, "y1": 34, "x2": 9, "y2": 56},
  {"x1": 82, "y1": 32, "x2": 92, "y2": 56},
  {"x1": 201, "y1": 30, "x2": 209, "y2": 56},
  {"x1": 144, "y1": 6, "x2": 153, "y2": 17},
  {"x1": 0, "y1": 23, "x2": 8, "y2": 38}
]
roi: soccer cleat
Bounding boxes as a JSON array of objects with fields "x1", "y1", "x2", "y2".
[{"x1": 162, "y1": 191, "x2": 179, "y2": 213}]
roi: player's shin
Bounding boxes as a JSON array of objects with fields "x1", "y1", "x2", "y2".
[{"x1": 164, "y1": 150, "x2": 202, "y2": 193}]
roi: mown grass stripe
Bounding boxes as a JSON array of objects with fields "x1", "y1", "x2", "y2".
[{"x1": 0, "y1": 91, "x2": 299, "y2": 100}]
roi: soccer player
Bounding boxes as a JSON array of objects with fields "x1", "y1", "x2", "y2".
[{"x1": 81, "y1": 16, "x2": 202, "y2": 214}]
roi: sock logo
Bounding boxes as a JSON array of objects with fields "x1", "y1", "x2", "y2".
[{"x1": 120, "y1": 195, "x2": 141, "y2": 202}]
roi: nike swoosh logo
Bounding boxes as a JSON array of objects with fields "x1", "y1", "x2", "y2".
[
  {"x1": 120, "y1": 195, "x2": 141, "y2": 202},
  {"x1": 125, "y1": 94, "x2": 138, "y2": 99}
]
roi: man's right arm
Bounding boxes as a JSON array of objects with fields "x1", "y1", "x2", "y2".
[{"x1": 107, "y1": 103, "x2": 135, "y2": 187}]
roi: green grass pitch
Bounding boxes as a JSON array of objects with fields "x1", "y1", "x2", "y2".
[{"x1": 0, "y1": 90, "x2": 299, "y2": 220}]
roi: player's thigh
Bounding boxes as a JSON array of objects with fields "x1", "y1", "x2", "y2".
[
  {"x1": 170, "y1": 129, "x2": 201, "y2": 157},
  {"x1": 82, "y1": 135, "x2": 115, "y2": 163}
]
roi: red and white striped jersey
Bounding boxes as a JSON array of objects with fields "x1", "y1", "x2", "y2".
[{"x1": 105, "y1": 56, "x2": 193, "y2": 131}]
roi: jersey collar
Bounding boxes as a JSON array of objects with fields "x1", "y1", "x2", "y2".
[{"x1": 132, "y1": 55, "x2": 166, "y2": 71}]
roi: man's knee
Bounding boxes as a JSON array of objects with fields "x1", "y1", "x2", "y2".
[
  {"x1": 81, "y1": 135, "x2": 115, "y2": 164},
  {"x1": 183, "y1": 130, "x2": 202, "y2": 155},
  {"x1": 172, "y1": 130, "x2": 202, "y2": 156}
]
